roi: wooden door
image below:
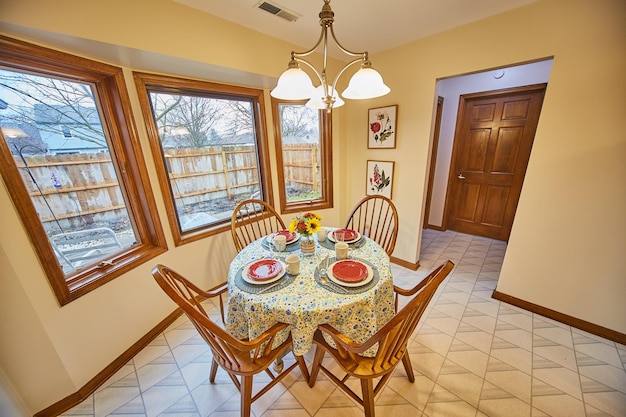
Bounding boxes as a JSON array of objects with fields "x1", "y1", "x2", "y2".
[{"x1": 445, "y1": 84, "x2": 546, "y2": 241}]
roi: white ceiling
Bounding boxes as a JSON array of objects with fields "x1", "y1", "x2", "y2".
[{"x1": 174, "y1": 0, "x2": 539, "y2": 60}]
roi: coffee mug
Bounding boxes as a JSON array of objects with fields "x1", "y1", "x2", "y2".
[
  {"x1": 285, "y1": 254, "x2": 301, "y2": 275},
  {"x1": 335, "y1": 242, "x2": 351, "y2": 260},
  {"x1": 273, "y1": 234, "x2": 287, "y2": 251},
  {"x1": 316, "y1": 227, "x2": 327, "y2": 242}
]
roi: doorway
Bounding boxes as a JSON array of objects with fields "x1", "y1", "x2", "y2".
[
  {"x1": 444, "y1": 84, "x2": 546, "y2": 240},
  {"x1": 423, "y1": 59, "x2": 553, "y2": 242}
]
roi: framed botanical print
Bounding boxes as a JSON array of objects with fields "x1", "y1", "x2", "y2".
[
  {"x1": 366, "y1": 160, "x2": 394, "y2": 199},
  {"x1": 368, "y1": 105, "x2": 397, "y2": 148}
]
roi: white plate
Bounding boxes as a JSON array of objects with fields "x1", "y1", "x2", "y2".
[
  {"x1": 266, "y1": 231, "x2": 300, "y2": 245},
  {"x1": 242, "y1": 260, "x2": 287, "y2": 285},
  {"x1": 327, "y1": 229, "x2": 362, "y2": 244},
  {"x1": 327, "y1": 260, "x2": 374, "y2": 287}
]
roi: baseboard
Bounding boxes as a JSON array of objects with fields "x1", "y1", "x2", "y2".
[
  {"x1": 492, "y1": 290, "x2": 626, "y2": 345},
  {"x1": 390, "y1": 256, "x2": 419, "y2": 270},
  {"x1": 426, "y1": 224, "x2": 446, "y2": 231},
  {"x1": 34, "y1": 309, "x2": 183, "y2": 417}
]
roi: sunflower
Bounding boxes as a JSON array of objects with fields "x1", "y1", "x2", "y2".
[
  {"x1": 306, "y1": 217, "x2": 321, "y2": 234},
  {"x1": 288, "y1": 218, "x2": 298, "y2": 234}
]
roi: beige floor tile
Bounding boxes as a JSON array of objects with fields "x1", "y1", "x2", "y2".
[
  {"x1": 534, "y1": 345, "x2": 577, "y2": 371},
  {"x1": 485, "y1": 370, "x2": 531, "y2": 403},
  {"x1": 454, "y1": 331, "x2": 494, "y2": 354},
  {"x1": 490, "y1": 347, "x2": 532, "y2": 374},
  {"x1": 291, "y1": 380, "x2": 336, "y2": 414},
  {"x1": 408, "y1": 351, "x2": 446, "y2": 381},
  {"x1": 532, "y1": 394, "x2": 586, "y2": 417},
  {"x1": 579, "y1": 364, "x2": 626, "y2": 394},
  {"x1": 533, "y1": 366, "x2": 583, "y2": 400},
  {"x1": 447, "y1": 349, "x2": 489, "y2": 377},
  {"x1": 387, "y1": 374, "x2": 435, "y2": 411},
  {"x1": 582, "y1": 391, "x2": 626, "y2": 417},
  {"x1": 413, "y1": 330, "x2": 454, "y2": 357},
  {"x1": 437, "y1": 370, "x2": 484, "y2": 407},
  {"x1": 423, "y1": 398, "x2": 478, "y2": 417},
  {"x1": 461, "y1": 315, "x2": 497, "y2": 335},
  {"x1": 479, "y1": 397, "x2": 531, "y2": 417},
  {"x1": 313, "y1": 406, "x2": 365, "y2": 416}
]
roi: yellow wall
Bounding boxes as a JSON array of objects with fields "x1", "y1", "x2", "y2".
[
  {"x1": 0, "y1": 0, "x2": 624, "y2": 413},
  {"x1": 343, "y1": 0, "x2": 625, "y2": 331}
]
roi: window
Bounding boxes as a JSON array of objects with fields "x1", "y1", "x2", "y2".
[
  {"x1": 271, "y1": 99, "x2": 333, "y2": 213},
  {"x1": 0, "y1": 36, "x2": 167, "y2": 305},
  {"x1": 133, "y1": 72, "x2": 274, "y2": 245},
  {"x1": 61, "y1": 125, "x2": 72, "y2": 138}
]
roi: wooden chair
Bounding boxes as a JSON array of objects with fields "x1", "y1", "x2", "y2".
[
  {"x1": 345, "y1": 195, "x2": 398, "y2": 256},
  {"x1": 308, "y1": 261, "x2": 454, "y2": 417},
  {"x1": 231, "y1": 199, "x2": 286, "y2": 252},
  {"x1": 152, "y1": 264, "x2": 309, "y2": 417}
]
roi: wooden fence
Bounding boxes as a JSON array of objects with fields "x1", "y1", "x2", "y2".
[{"x1": 16, "y1": 144, "x2": 321, "y2": 232}]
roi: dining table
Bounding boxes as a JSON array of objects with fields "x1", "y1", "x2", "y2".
[{"x1": 225, "y1": 228, "x2": 395, "y2": 358}]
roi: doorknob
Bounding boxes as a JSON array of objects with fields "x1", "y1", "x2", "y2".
[{"x1": 457, "y1": 173, "x2": 466, "y2": 179}]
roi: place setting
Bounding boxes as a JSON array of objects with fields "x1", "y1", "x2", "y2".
[
  {"x1": 319, "y1": 227, "x2": 367, "y2": 251},
  {"x1": 261, "y1": 229, "x2": 301, "y2": 253},
  {"x1": 234, "y1": 255, "x2": 298, "y2": 294},
  {"x1": 314, "y1": 253, "x2": 379, "y2": 294}
]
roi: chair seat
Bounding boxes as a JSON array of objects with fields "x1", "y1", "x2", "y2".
[{"x1": 312, "y1": 330, "x2": 404, "y2": 378}]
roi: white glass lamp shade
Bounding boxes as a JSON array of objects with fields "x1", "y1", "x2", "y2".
[
  {"x1": 270, "y1": 67, "x2": 316, "y2": 100},
  {"x1": 306, "y1": 85, "x2": 345, "y2": 109},
  {"x1": 342, "y1": 67, "x2": 390, "y2": 100}
]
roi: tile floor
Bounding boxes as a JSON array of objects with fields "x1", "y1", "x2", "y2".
[{"x1": 61, "y1": 229, "x2": 626, "y2": 417}]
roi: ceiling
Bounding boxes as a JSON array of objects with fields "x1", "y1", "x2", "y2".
[{"x1": 174, "y1": 0, "x2": 538, "y2": 60}]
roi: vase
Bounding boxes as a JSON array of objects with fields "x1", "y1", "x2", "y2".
[{"x1": 300, "y1": 236, "x2": 316, "y2": 255}]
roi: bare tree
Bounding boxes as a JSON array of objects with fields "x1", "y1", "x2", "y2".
[
  {"x1": 150, "y1": 93, "x2": 225, "y2": 148},
  {"x1": 0, "y1": 69, "x2": 107, "y2": 147},
  {"x1": 221, "y1": 100, "x2": 254, "y2": 137},
  {"x1": 279, "y1": 104, "x2": 318, "y2": 138}
]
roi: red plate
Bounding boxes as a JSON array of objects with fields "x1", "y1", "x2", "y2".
[
  {"x1": 332, "y1": 260, "x2": 368, "y2": 283},
  {"x1": 248, "y1": 259, "x2": 283, "y2": 281},
  {"x1": 276, "y1": 230, "x2": 297, "y2": 243},
  {"x1": 333, "y1": 228, "x2": 358, "y2": 241}
]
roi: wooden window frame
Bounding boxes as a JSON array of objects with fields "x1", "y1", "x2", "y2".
[
  {"x1": 271, "y1": 99, "x2": 333, "y2": 214},
  {"x1": 133, "y1": 72, "x2": 274, "y2": 246},
  {"x1": 0, "y1": 36, "x2": 167, "y2": 305}
]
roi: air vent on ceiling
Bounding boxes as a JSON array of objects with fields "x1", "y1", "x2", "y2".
[{"x1": 256, "y1": 1, "x2": 301, "y2": 22}]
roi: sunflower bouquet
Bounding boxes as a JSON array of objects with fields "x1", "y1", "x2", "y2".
[{"x1": 288, "y1": 212, "x2": 322, "y2": 238}]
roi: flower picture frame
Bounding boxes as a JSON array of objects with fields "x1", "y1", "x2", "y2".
[
  {"x1": 368, "y1": 105, "x2": 397, "y2": 148},
  {"x1": 366, "y1": 160, "x2": 394, "y2": 199}
]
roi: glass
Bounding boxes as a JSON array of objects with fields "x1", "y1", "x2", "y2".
[
  {"x1": 268, "y1": 234, "x2": 277, "y2": 259},
  {"x1": 0, "y1": 68, "x2": 137, "y2": 275},
  {"x1": 147, "y1": 91, "x2": 261, "y2": 233},
  {"x1": 271, "y1": 99, "x2": 333, "y2": 214},
  {"x1": 278, "y1": 103, "x2": 322, "y2": 203},
  {"x1": 318, "y1": 253, "x2": 329, "y2": 277}
]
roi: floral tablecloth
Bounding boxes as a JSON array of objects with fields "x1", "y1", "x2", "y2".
[{"x1": 225, "y1": 233, "x2": 395, "y2": 356}]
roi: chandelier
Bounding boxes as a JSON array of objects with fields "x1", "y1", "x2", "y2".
[{"x1": 270, "y1": 0, "x2": 390, "y2": 111}]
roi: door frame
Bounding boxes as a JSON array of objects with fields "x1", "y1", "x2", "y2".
[
  {"x1": 423, "y1": 96, "x2": 444, "y2": 229},
  {"x1": 441, "y1": 83, "x2": 547, "y2": 237}
]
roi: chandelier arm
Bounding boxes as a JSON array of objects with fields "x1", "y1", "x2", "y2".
[
  {"x1": 329, "y1": 25, "x2": 368, "y2": 58},
  {"x1": 291, "y1": 27, "x2": 327, "y2": 59},
  {"x1": 330, "y1": 57, "x2": 365, "y2": 94}
]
